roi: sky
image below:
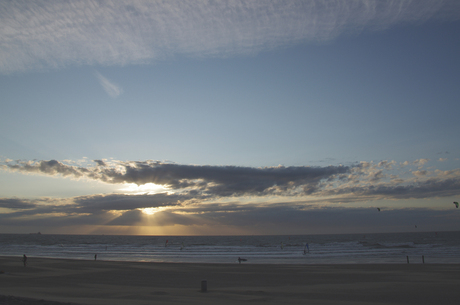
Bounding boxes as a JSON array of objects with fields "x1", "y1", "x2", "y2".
[{"x1": 1, "y1": 0, "x2": 460, "y2": 235}]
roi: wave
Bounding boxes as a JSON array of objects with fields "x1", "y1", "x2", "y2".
[{"x1": 1, "y1": 231, "x2": 460, "y2": 264}]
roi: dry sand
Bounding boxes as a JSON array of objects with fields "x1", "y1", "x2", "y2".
[{"x1": 1, "y1": 256, "x2": 459, "y2": 305}]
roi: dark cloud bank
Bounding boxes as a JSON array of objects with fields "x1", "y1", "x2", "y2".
[
  {"x1": 3, "y1": 159, "x2": 350, "y2": 196},
  {"x1": 4, "y1": 159, "x2": 460, "y2": 200},
  {"x1": 1, "y1": 159, "x2": 460, "y2": 233},
  {"x1": 1, "y1": 202, "x2": 459, "y2": 234}
]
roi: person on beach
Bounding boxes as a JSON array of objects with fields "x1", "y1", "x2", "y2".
[
  {"x1": 238, "y1": 257, "x2": 247, "y2": 264},
  {"x1": 22, "y1": 254, "x2": 27, "y2": 266},
  {"x1": 303, "y1": 243, "x2": 309, "y2": 255},
  {"x1": 94, "y1": 254, "x2": 97, "y2": 261}
]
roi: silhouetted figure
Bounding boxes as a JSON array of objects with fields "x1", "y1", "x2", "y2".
[
  {"x1": 303, "y1": 243, "x2": 309, "y2": 255},
  {"x1": 94, "y1": 254, "x2": 97, "y2": 261},
  {"x1": 22, "y1": 254, "x2": 27, "y2": 266},
  {"x1": 238, "y1": 257, "x2": 247, "y2": 264}
]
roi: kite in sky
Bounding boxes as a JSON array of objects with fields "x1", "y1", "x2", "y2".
[{"x1": 454, "y1": 202, "x2": 459, "y2": 208}]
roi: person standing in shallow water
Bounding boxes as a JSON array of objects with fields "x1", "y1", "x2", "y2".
[{"x1": 22, "y1": 254, "x2": 27, "y2": 266}]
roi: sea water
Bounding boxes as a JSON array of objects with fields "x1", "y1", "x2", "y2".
[{"x1": 1, "y1": 231, "x2": 460, "y2": 264}]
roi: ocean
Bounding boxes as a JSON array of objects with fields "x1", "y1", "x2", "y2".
[{"x1": 1, "y1": 231, "x2": 460, "y2": 264}]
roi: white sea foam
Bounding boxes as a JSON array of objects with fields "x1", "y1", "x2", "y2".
[{"x1": 1, "y1": 232, "x2": 459, "y2": 264}]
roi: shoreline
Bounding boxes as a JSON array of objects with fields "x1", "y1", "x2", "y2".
[
  {"x1": 3, "y1": 254, "x2": 457, "y2": 265},
  {"x1": 1, "y1": 256, "x2": 460, "y2": 304}
]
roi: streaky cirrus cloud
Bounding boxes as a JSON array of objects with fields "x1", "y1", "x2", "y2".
[
  {"x1": 1, "y1": 0, "x2": 459, "y2": 74},
  {"x1": 95, "y1": 71, "x2": 123, "y2": 98}
]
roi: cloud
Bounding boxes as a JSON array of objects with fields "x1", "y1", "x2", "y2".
[
  {"x1": 0, "y1": 198, "x2": 36, "y2": 209},
  {"x1": 1, "y1": 0, "x2": 459, "y2": 74},
  {"x1": 321, "y1": 175, "x2": 460, "y2": 200},
  {"x1": 73, "y1": 193, "x2": 185, "y2": 212},
  {"x1": 1, "y1": 159, "x2": 350, "y2": 197},
  {"x1": 414, "y1": 158, "x2": 429, "y2": 167},
  {"x1": 178, "y1": 205, "x2": 460, "y2": 233},
  {"x1": 413, "y1": 170, "x2": 428, "y2": 177},
  {"x1": 3, "y1": 158, "x2": 460, "y2": 204},
  {"x1": 2, "y1": 157, "x2": 460, "y2": 233},
  {"x1": 95, "y1": 71, "x2": 123, "y2": 97},
  {"x1": 1, "y1": 196, "x2": 459, "y2": 234},
  {"x1": 2, "y1": 160, "x2": 89, "y2": 177}
]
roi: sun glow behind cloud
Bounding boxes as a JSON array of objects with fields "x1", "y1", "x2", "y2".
[
  {"x1": 140, "y1": 207, "x2": 165, "y2": 215},
  {"x1": 119, "y1": 183, "x2": 169, "y2": 195}
]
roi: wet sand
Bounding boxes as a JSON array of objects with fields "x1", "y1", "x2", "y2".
[{"x1": 1, "y1": 256, "x2": 459, "y2": 305}]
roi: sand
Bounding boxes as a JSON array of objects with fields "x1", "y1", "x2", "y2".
[{"x1": 1, "y1": 256, "x2": 460, "y2": 305}]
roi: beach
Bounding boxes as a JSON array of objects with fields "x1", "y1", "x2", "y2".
[{"x1": 1, "y1": 256, "x2": 460, "y2": 305}]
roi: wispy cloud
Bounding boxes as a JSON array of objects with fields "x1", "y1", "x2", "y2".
[
  {"x1": 1, "y1": 0, "x2": 458, "y2": 74},
  {"x1": 95, "y1": 71, "x2": 123, "y2": 98}
]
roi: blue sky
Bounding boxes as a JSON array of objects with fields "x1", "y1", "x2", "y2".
[{"x1": 1, "y1": 0, "x2": 460, "y2": 235}]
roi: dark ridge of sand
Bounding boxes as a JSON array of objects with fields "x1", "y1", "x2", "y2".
[{"x1": 1, "y1": 256, "x2": 460, "y2": 305}]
